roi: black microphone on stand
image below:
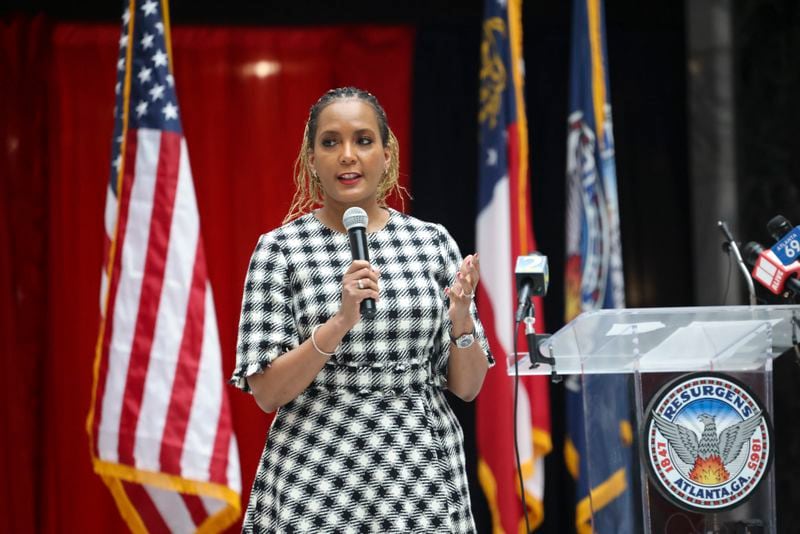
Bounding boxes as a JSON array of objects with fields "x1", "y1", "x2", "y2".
[
  {"x1": 514, "y1": 253, "x2": 550, "y2": 323},
  {"x1": 513, "y1": 253, "x2": 557, "y2": 376},
  {"x1": 342, "y1": 207, "x2": 376, "y2": 319},
  {"x1": 511, "y1": 253, "x2": 551, "y2": 534}
]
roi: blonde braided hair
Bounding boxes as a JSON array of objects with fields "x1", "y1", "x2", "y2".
[{"x1": 284, "y1": 87, "x2": 406, "y2": 223}]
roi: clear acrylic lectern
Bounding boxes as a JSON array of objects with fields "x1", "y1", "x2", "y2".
[{"x1": 508, "y1": 305, "x2": 800, "y2": 534}]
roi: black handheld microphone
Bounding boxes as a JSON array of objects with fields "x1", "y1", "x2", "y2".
[
  {"x1": 514, "y1": 253, "x2": 549, "y2": 323},
  {"x1": 342, "y1": 207, "x2": 376, "y2": 319}
]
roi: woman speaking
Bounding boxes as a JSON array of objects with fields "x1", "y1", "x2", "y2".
[{"x1": 230, "y1": 87, "x2": 493, "y2": 533}]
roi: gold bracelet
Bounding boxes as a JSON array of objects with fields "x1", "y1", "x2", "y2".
[{"x1": 310, "y1": 324, "x2": 336, "y2": 357}]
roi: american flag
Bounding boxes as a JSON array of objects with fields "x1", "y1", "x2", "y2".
[
  {"x1": 476, "y1": 0, "x2": 551, "y2": 531},
  {"x1": 87, "y1": 1, "x2": 241, "y2": 531}
]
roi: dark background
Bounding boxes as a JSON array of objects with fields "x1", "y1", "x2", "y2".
[{"x1": 4, "y1": 0, "x2": 800, "y2": 532}]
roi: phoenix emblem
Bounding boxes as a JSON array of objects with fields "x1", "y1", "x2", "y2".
[{"x1": 653, "y1": 411, "x2": 762, "y2": 484}]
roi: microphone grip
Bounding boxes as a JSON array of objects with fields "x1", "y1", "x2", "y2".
[
  {"x1": 360, "y1": 297, "x2": 377, "y2": 318},
  {"x1": 515, "y1": 282, "x2": 532, "y2": 323},
  {"x1": 787, "y1": 276, "x2": 800, "y2": 296},
  {"x1": 347, "y1": 227, "x2": 376, "y2": 319},
  {"x1": 347, "y1": 228, "x2": 370, "y2": 263}
]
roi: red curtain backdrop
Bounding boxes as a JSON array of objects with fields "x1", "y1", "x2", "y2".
[
  {"x1": 1, "y1": 16, "x2": 412, "y2": 532},
  {"x1": 0, "y1": 15, "x2": 51, "y2": 534}
]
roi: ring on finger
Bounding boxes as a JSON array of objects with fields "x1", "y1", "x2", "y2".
[
  {"x1": 462, "y1": 288, "x2": 474, "y2": 298},
  {"x1": 357, "y1": 279, "x2": 364, "y2": 290}
]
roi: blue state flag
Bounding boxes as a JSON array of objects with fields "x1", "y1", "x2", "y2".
[{"x1": 563, "y1": 0, "x2": 635, "y2": 532}]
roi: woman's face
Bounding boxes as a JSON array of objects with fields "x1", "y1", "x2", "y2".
[{"x1": 309, "y1": 99, "x2": 390, "y2": 211}]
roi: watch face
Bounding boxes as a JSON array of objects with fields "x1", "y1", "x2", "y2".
[{"x1": 456, "y1": 334, "x2": 475, "y2": 348}]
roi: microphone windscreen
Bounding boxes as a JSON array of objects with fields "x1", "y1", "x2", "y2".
[
  {"x1": 767, "y1": 215, "x2": 793, "y2": 242},
  {"x1": 343, "y1": 207, "x2": 368, "y2": 231},
  {"x1": 742, "y1": 241, "x2": 765, "y2": 267}
]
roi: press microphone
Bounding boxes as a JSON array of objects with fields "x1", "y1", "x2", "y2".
[
  {"x1": 742, "y1": 241, "x2": 800, "y2": 297},
  {"x1": 767, "y1": 215, "x2": 794, "y2": 242},
  {"x1": 765, "y1": 215, "x2": 800, "y2": 269},
  {"x1": 514, "y1": 253, "x2": 549, "y2": 323},
  {"x1": 342, "y1": 207, "x2": 376, "y2": 319}
]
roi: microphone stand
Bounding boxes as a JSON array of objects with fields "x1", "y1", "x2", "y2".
[
  {"x1": 718, "y1": 220, "x2": 757, "y2": 306},
  {"x1": 523, "y1": 307, "x2": 560, "y2": 384}
]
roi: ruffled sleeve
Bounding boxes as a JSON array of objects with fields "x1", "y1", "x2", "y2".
[{"x1": 229, "y1": 233, "x2": 299, "y2": 393}]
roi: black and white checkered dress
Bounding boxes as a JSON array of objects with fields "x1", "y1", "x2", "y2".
[{"x1": 231, "y1": 208, "x2": 493, "y2": 533}]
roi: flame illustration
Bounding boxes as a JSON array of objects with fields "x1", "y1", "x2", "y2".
[{"x1": 688, "y1": 455, "x2": 730, "y2": 484}]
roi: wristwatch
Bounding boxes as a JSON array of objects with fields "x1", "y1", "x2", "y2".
[{"x1": 450, "y1": 327, "x2": 475, "y2": 349}]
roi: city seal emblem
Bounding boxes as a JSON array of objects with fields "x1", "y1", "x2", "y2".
[{"x1": 643, "y1": 373, "x2": 772, "y2": 512}]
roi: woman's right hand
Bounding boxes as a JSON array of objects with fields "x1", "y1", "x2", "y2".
[{"x1": 337, "y1": 260, "x2": 380, "y2": 328}]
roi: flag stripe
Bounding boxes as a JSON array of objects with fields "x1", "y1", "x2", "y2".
[
  {"x1": 527, "y1": 373, "x2": 550, "y2": 435},
  {"x1": 105, "y1": 185, "x2": 118, "y2": 241},
  {"x1": 124, "y1": 481, "x2": 172, "y2": 533},
  {"x1": 476, "y1": 178, "x2": 513, "y2": 353},
  {"x1": 201, "y1": 494, "x2": 226, "y2": 516},
  {"x1": 145, "y1": 485, "x2": 195, "y2": 532},
  {"x1": 159, "y1": 237, "x2": 205, "y2": 474},
  {"x1": 507, "y1": 122, "x2": 524, "y2": 268},
  {"x1": 181, "y1": 493, "x2": 209, "y2": 527},
  {"x1": 173, "y1": 145, "x2": 226, "y2": 482},
  {"x1": 475, "y1": 284, "x2": 519, "y2": 532},
  {"x1": 118, "y1": 130, "x2": 182, "y2": 465},
  {"x1": 209, "y1": 350, "x2": 234, "y2": 485},
  {"x1": 101, "y1": 128, "x2": 162, "y2": 462},
  {"x1": 226, "y1": 434, "x2": 242, "y2": 492},
  {"x1": 507, "y1": 0, "x2": 531, "y2": 255},
  {"x1": 137, "y1": 138, "x2": 201, "y2": 471},
  {"x1": 96, "y1": 130, "x2": 140, "y2": 461},
  {"x1": 180, "y1": 285, "x2": 224, "y2": 480}
]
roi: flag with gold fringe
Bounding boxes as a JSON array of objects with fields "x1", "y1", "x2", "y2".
[
  {"x1": 476, "y1": 0, "x2": 552, "y2": 531},
  {"x1": 87, "y1": 1, "x2": 241, "y2": 531},
  {"x1": 564, "y1": 0, "x2": 634, "y2": 532}
]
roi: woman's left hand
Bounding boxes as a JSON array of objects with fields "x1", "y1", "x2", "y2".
[
  {"x1": 445, "y1": 252, "x2": 488, "y2": 402},
  {"x1": 446, "y1": 253, "x2": 479, "y2": 331}
]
